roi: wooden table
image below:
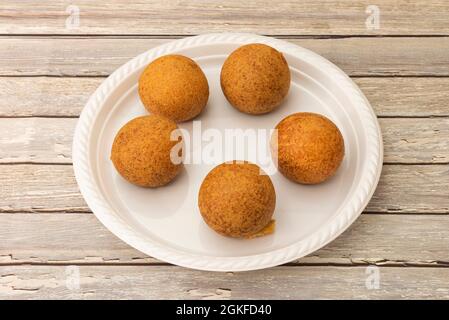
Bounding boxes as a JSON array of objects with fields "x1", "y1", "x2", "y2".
[{"x1": 1, "y1": 1, "x2": 449, "y2": 299}]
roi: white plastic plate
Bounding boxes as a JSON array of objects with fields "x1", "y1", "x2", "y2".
[{"x1": 73, "y1": 33, "x2": 383, "y2": 271}]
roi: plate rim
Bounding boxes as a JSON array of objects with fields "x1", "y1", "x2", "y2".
[{"x1": 72, "y1": 33, "x2": 383, "y2": 272}]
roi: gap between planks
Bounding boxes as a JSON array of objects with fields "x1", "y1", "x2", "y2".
[
  {"x1": 3, "y1": 35, "x2": 449, "y2": 39},
  {"x1": 1, "y1": 262, "x2": 449, "y2": 268},
  {"x1": 3, "y1": 74, "x2": 449, "y2": 78},
  {"x1": 0, "y1": 116, "x2": 448, "y2": 119}
]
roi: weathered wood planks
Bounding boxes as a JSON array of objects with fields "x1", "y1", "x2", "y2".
[
  {"x1": 1, "y1": 37, "x2": 449, "y2": 76},
  {"x1": 1, "y1": 265, "x2": 449, "y2": 299},
  {"x1": 1, "y1": 118, "x2": 448, "y2": 164},
  {"x1": 1, "y1": 214, "x2": 448, "y2": 266},
  {"x1": 2, "y1": 77, "x2": 449, "y2": 117},
  {"x1": 1, "y1": 1, "x2": 449, "y2": 36},
  {"x1": 0, "y1": 164, "x2": 448, "y2": 213}
]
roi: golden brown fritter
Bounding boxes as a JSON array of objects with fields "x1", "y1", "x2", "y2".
[
  {"x1": 198, "y1": 161, "x2": 276, "y2": 238},
  {"x1": 111, "y1": 115, "x2": 183, "y2": 187},
  {"x1": 139, "y1": 54, "x2": 209, "y2": 122},
  {"x1": 220, "y1": 43, "x2": 290, "y2": 115},
  {"x1": 273, "y1": 112, "x2": 344, "y2": 184}
]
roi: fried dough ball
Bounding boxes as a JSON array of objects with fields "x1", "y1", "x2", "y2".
[
  {"x1": 273, "y1": 112, "x2": 344, "y2": 184},
  {"x1": 198, "y1": 161, "x2": 276, "y2": 238},
  {"x1": 111, "y1": 115, "x2": 183, "y2": 187},
  {"x1": 220, "y1": 43, "x2": 290, "y2": 114},
  {"x1": 139, "y1": 54, "x2": 209, "y2": 122}
]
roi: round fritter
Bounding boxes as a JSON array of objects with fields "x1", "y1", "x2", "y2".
[
  {"x1": 111, "y1": 115, "x2": 183, "y2": 187},
  {"x1": 272, "y1": 112, "x2": 344, "y2": 185},
  {"x1": 220, "y1": 43, "x2": 290, "y2": 114},
  {"x1": 138, "y1": 54, "x2": 209, "y2": 122},
  {"x1": 198, "y1": 161, "x2": 276, "y2": 238}
]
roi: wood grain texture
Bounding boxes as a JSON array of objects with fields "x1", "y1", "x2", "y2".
[
  {"x1": 1, "y1": 0, "x2": 449, "y2": 36},
  {"x1": 2, "y1": 1, "x2": 449, "y2": 300},
  {"x1": 0, "y1": 118, "x2": 72, "y2": 164},
  {"x1": 380, "y1": 118, "x2": 449, "y2": 163},
  {"x1": 369, "y1": 165, "x2": 449, "y2": 213},
  {"x1": 0, "y1": 165, "x2": 86, "y2": 213},
  {"x1": 1, "y1": 118, "x2": 448, "y2": 164},
  {"x1": 1, "y1": 214, "x2": 448, "y2": 266},
  {"x1": 2, "y1": 77, "x2": 449, "y2": 117},
  {"x1": 0, "y1": 77, "x2": 99, "y2": 117},
  {"x1": 1, "y1": 265, "x2": 449, "y2": 299},
  {"x1": 353, "y1": 78, "x2": 449, "y2": 117},
  {"x1": 0, "y1": 164, "x2": 448, "y2": 214},
  {"x1": 2, "y1": 37, "x2": 449, "y2": 76}
]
